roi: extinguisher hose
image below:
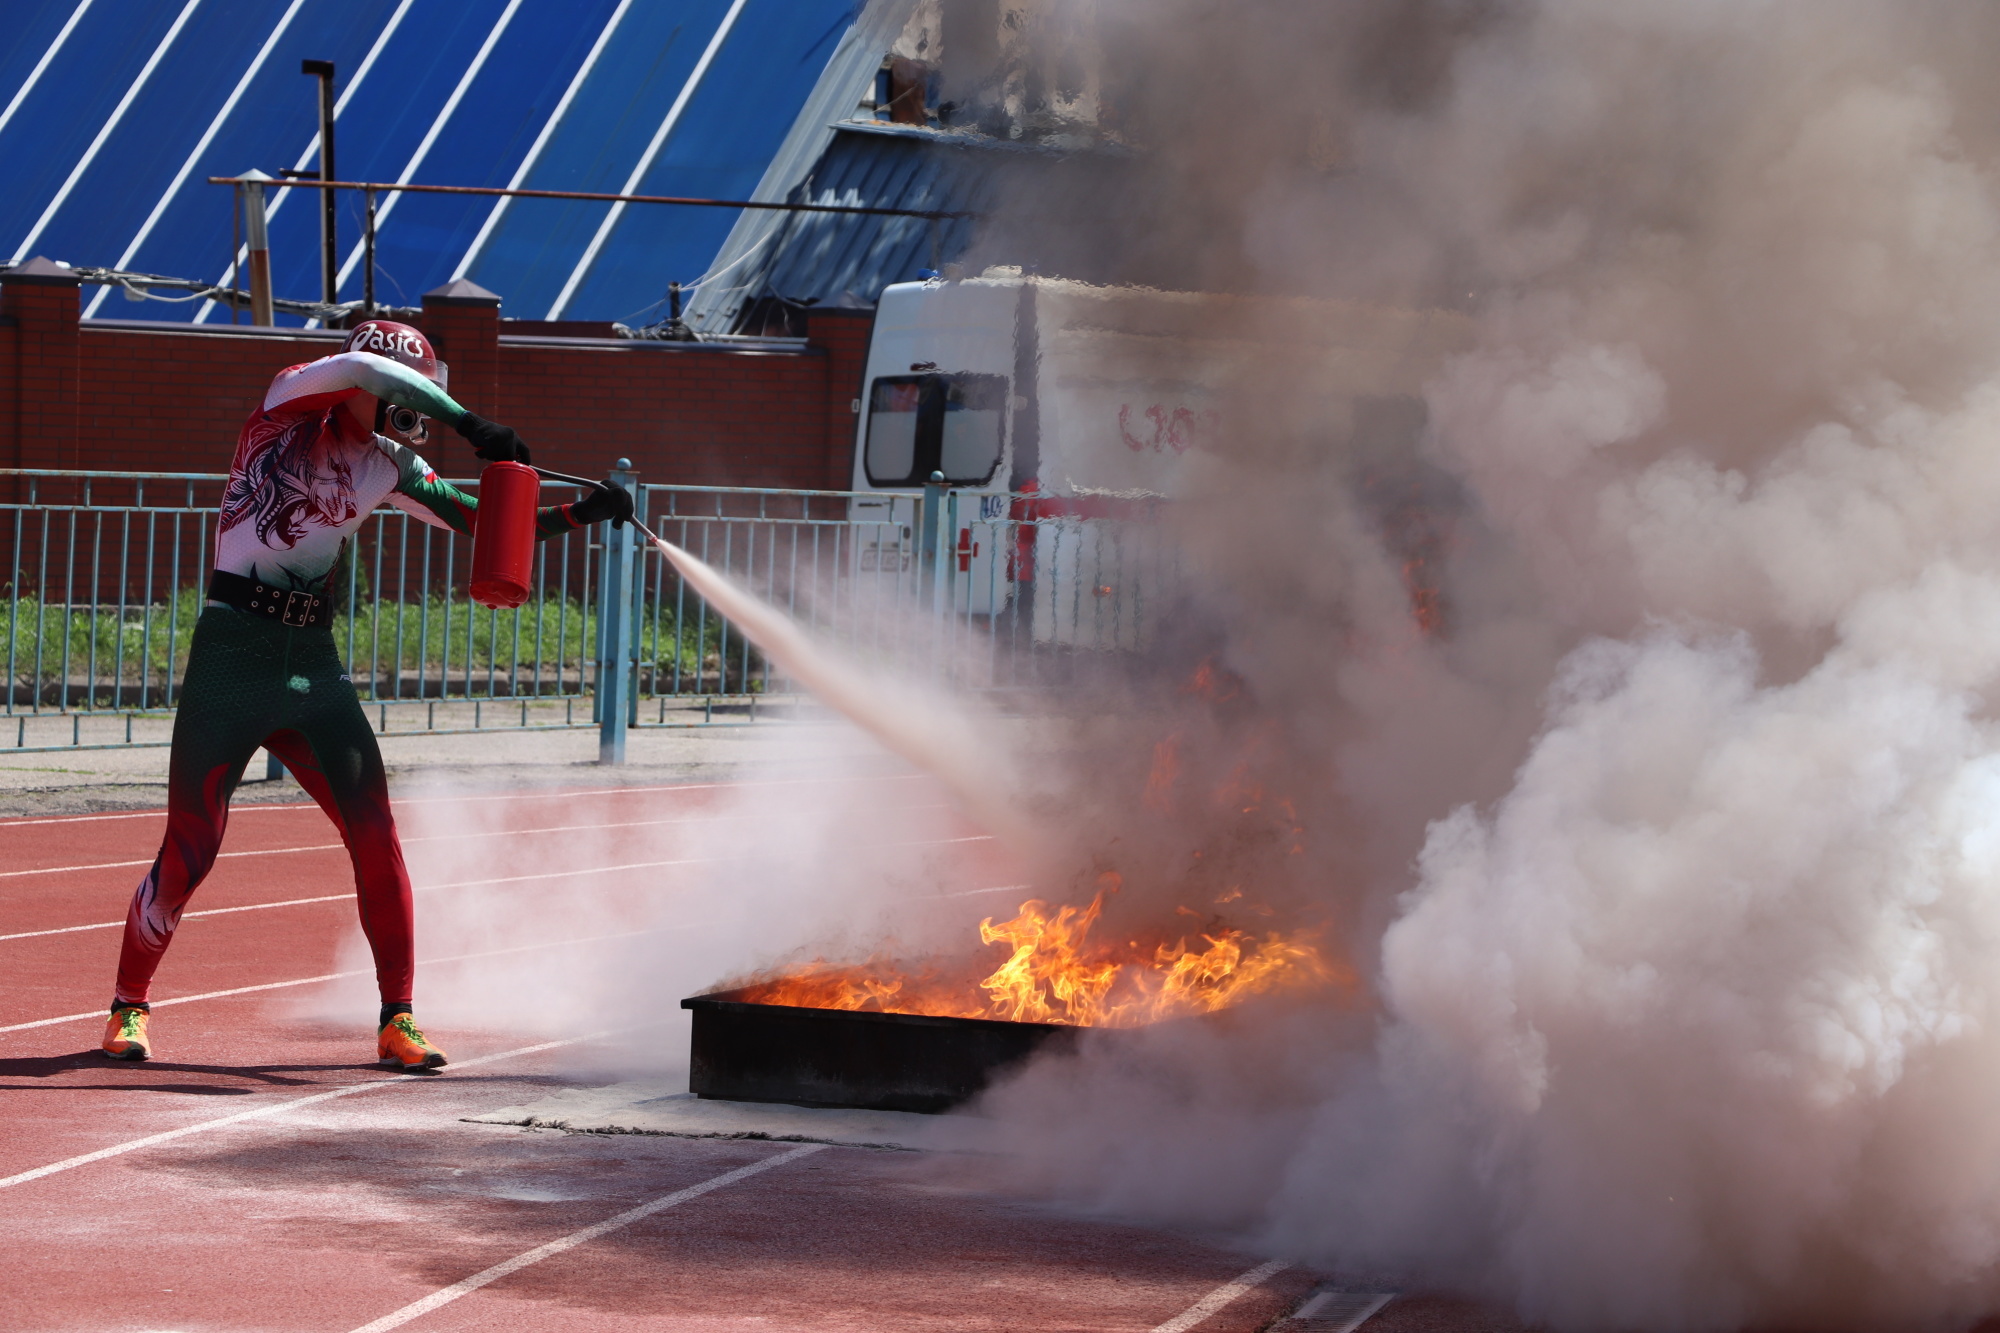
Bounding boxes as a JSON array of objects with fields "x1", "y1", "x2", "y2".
[
  {"x1": 529, "y1": 465, "x2": 611, "y2": 492},
  {"x1": 532, "y1": 466, "x2": 662, "y2": 544}
]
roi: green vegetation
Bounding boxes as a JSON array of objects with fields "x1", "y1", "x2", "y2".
[
  {"x1": 0, "y1": 585, "x2": 765, "y2": 705},
  {"x1": 0, "y1": 588, "x2": 201, "y2": 705}
]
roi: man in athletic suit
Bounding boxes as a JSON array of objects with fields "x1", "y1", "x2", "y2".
[{"x1": 101, "y1": 319, "x2": 629, "y2": 1069}]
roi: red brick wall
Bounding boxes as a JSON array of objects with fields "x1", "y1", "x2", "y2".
[
  {"x1": 0, "y1": 318, "x2": 18, "y2": 480},
  {"x1": 491, "y1": 309, "x2": 870, "y2": 489},
  {"x1": 1, "y1": 274, "x2": 875, "y2": 491},
  {"x1": 811, "y1": 309, "x2": 873, "y2": 487},
  {"x1": 3, "y1": 278, "x2": 83, "y2": 474},
  {"x1": 76, "y1": 326, "x2": 341, "y2": 474}
]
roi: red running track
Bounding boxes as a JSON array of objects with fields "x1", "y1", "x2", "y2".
[{"x1": 0, "y1": 778, "x2": 1323, "y2": 1333}]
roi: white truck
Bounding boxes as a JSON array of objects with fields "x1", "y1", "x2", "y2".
[{"x1": 845, "y1": 271, "x2": 1471, "y2": 648}]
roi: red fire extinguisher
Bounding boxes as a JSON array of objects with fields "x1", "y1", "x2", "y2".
[{"x1": 468, "y1": 460, "x2": 539, "y2": 609}]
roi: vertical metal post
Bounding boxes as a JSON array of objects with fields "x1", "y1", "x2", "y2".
[
  {"x1": 230, "y1": 180, "x2": 242, "y2": 326},
  {"x1": 628, "y1": 479, "x2": 646, "y2": 726},
  {"x1": 363, "y1": 189, "x2": 376, "y2": 317},
  {"x1": 919, "y1": 469, "x2": 947, "y2": 612},
  {"x1": 597, "y1": 459, "x2": 636, "y2": 764},
  {"x1": 945, "y1": 488, "x2": 960, "y2": 617},
  {"x1": 241, "y1": 168, "x2": 274, "y2": 325},
  {"x1": 302, "y1": 59, "x2": 337, "y2": 307}
]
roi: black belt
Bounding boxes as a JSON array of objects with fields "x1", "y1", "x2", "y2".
[{"x1": 207, "y1": 570, "x2": 333, "y2": 629}]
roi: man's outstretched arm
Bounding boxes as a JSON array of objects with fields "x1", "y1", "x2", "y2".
[
  {"x1": 378, "y1": 439, "x2": 608, "y2": 541},
  {"x1": 265, "y1": 351, "x2": 464, "y2": 420},
  {"x1": 266, "y1": 351, "x2": 530, "y2": 462}
]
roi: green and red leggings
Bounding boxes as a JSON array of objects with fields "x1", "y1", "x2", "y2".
[{"x1": 113, "y1": 606, "x2": 414, "y2": 1007}]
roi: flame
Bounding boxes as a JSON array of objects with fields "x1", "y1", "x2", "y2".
[
  {"x1": 1184, "y1": 658, "x2": 1243, "y2": 703},
  {"x1": 732, "y1": 887, "x2": 1344, "y2": 1028},
  {"x1": 730, "y1": 961, "x2": 989, "y2": 1020},
  {"x1": 1403, "y1": 553, "x2": 1446, "y2": 635},
  {"x1": 728, "y1": 657, "x2": 1339, "y2": 1029}
]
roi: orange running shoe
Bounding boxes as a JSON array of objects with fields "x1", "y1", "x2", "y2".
[
  {"x1": 102, "y1": 1005, "x2": 151, "y2": 1061},
  {"x1": 377, "y1": 1014, "x2": 448, "y2": 1071}
]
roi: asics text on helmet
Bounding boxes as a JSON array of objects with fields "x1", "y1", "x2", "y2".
[{"x1": 340, "y1": 319, "x2": 449, "y2": 389}]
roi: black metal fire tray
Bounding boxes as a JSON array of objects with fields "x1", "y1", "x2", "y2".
[{"x1": 681, "y1": 989, "x2": 1077, "y2": 1114}]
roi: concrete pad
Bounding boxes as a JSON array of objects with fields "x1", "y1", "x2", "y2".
[{"x1": 464, "y1": 1079, "x2": 999, "y2": 1152}]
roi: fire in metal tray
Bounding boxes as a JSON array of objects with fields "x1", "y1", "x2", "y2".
[
  {"x1": 686, "y1": 885, "x2": 1348, "y2": 1111},
  {"x1": 725, "y1": 882, "x2": 1346, "y2": 1029}
]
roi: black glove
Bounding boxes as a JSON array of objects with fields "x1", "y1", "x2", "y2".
[
  {"x1": 570, "y1": 479, "x2": 634, "y2": 529},
  {"x1": 454, "y1": 412, "x2": 531, "y2": 465}
]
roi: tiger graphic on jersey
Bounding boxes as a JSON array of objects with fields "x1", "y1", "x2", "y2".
[{"x1": 219, "y1": 413, "x2": 361, "y2": 552}]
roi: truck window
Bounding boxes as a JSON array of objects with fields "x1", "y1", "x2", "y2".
[
  {"x1": 865, "y1": 379, "x2": 924, "y2": 484},
  {"x1": 863, "y1": 373, "x2": 1007, "y2": 486},
  {"x1": 939, "y1": 377, "x2": 1005, "y2": 484}
]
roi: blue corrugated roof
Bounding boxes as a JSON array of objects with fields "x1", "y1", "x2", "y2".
[
  {"x1": 749, "y1": 122, "x2": 993, "y2": 305},
  {"x1": 689, "y1": 118, "x2": 1072, "y2": 333},
  {"x1": 0, "y1": 0, "x2": 860, "y2": 324}
]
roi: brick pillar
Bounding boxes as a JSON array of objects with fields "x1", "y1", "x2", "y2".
[
  {"x1": 1, "y1": 257, "x2": 81, "y2": 474},
  {"x1": 808, "y1": 308, "x2": 873, "y2": 489},
  {"x1": 419, "y1": 279, "x2": 501, "y2": 419}
]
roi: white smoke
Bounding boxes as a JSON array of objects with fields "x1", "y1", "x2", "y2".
[
  {"x1": 970, "y1": 3, "x2": 2000, "y2": 1329},
  {"x1": 304, "y1": 5, "x2": 2000, "y2": 1326}
]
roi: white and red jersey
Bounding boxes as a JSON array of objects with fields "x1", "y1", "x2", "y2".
[{"x1": 215, "y1": 352, "x2": 571, "y2": 593}]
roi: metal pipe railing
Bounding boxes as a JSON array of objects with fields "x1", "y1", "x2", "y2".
[
  {"x1": 0, "y1": 467, "x2": 1167, "y2": 757},
  {"x1": 206, "y1": 175, "x2": 977, "y2": 221}
]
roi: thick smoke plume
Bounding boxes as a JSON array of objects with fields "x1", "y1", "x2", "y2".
[
  {"x1": 958, "y1": 2, "x2": 2000, "y2": 1329},
  {"x1": 338, "y1": 3, "x2": 2000, "y2": 1328}
]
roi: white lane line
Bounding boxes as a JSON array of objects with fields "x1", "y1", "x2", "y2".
[
  {"x1": 0, "y1": 927, "x2": 673, "y2": 1033},
  {"x1": 0, "y1": 806, "x2": 301, "y2": 830},
  {"x1": 0, "y1": 969, "x2": 360, "y2": 1032},
  {"x1": 409, "y1": 803, "x2": 944, "y2": 843},
  {"x1": 0, "y1": 804, "x2": 963, "y2": 877},
  {"x1": 412, "y1": 833, "x2": 989, "y2": 892},
  {"x1": 0, "y1": 812, "x2": 752, "y2": 879},
  {"x1": 0, "y1": 829, "x2": 992, "y2": 943},
  {"x1": 0, "y1": 1032, "x2": 605, "y2": 1191},
  {"x1": 425, "y1": 856, "x2": 717, "y2": 889},
  {"x1": 0, "y1": 894, "x2": 356, "y2": 943},
  {"x1": 1152, "y1": 1260, "x2": 1292, "y2": 1333},
  {"x1": 0, "y1": 841, "x2": 343, "y2": 881},
  {"x1": 909, "y1": 882, "x2": 1032, "y2": 902},
  {"x1": 387, "y1": 773, "x2": 929, "y2": 806},
  {"x1": 348, "y1": 1144, "x2": 828, "y2": 1333},
  {"x1": 0, "y1": 771, "x2": 930, "y2": 831},
  {"x1": 1285, "y1": 1290, "x2": 1395, "y2": 1332}
]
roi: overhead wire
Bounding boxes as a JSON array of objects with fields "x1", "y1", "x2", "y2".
[
  {"x1": 612, "y1": 229, "x2": 780, "y2": 334},
  {"x1": 72, "y1": 265, "x2": 398, "y2": 323}
]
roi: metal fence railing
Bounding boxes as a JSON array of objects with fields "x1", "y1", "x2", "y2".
[{"x1": 0, "y1": 467, "x2": 1175, "y2": 756}]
